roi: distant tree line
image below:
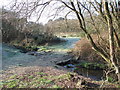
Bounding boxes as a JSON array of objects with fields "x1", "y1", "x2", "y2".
[{"x1": 1, "y1": 8, "x2": 60, "y2": 46}]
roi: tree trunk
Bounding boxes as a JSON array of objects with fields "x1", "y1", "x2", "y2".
[
  {"x1": 69, "y1": 1, "x2": 111, "y2": 64},
  {"x1": 114, "y1": 29, "x2": 120, "y2": 48},
  {"x1": 104, "y1": 1, "x2": 120, "y2": 83}
]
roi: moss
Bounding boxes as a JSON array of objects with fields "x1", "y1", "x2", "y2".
[
  {"x1": 1, "y1": 71, "x2": 118, "y2": 88},
  {"x1": 45, "y1": 80, "x2": 53, "y2": 84}
]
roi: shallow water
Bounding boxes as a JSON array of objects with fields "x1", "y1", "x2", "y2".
[
  {"x1": 1, "y1": 43, "x2": 38, "y2": 70},
  {"x1": 49, "y1": 37, "x2": 80, "y2": 49},
  {"x1": 60, "y1": 63, "x2": 104, "y2": 81},
  {"x1": 1, "y1": 37, "x2": 80, "y2": 70},
  {"x1": 74, "y1": 67, "x2": 104, "y2": 80}
]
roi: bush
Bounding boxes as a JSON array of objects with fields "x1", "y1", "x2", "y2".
[
  {"x1": 72, "y1": 39, "x2": 100, "y2": 62},
  {"x1": 2, "y1": 9, "x2": 61, "y2": 47},
  {"x1": 72, "y1": 33, "x2": 120, "y2": 64}
]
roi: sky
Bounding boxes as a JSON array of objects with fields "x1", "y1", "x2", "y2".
[
  {"x1": 1, "y1": 0, "x2": 51, "y2": 24},
  {"x1": 1, "y1": 0, "x2": 75, "y2": 24},
  {"x1": 1, "y1": 0, "x2": 119, "y2": 24},
  {"x1": 1, "y1": 0, "x2": 94, "y2": 24}
]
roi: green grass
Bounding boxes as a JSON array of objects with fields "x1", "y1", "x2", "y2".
[
  {"x1": 36, "y1": 72, "x2": 46, "y2": 75},
  {"x1": 9, "y1": 74, "x2": 17, "y2": 79},
  {"x1": 1, "y1": 71, "x2": 118, "y2": 88},
  {"x1": 28, "y1": 75, "x2": 34, "y2": 79},
  {"x1": 52, "y1": 85, "x2": 61, "y2": 88},
  {"x1": 2, "y1": 72, "x2": 72, "y2": 88},
  {"x1": 117, "y1": 85, "x2": 120, "y2": 88},
  {"x1": 3, "y1": 79, "x2": 20, "y2": 88},
  {"x1": 107, "y1": 76, "x2": 115, "y2": 83}
]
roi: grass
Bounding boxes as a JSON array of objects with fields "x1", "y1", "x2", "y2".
[
  {"x1": 51, "y1": 85, "x2": 61, "y2": 88},
  {"x1": 28, "y1": 75, "x2": 34, "y2": 79},
  {"x1": 54, "y1": 73, "x2": 71, "y2": 80},
  {"x1": 1, "y1": 70, "x2": 119, "y2": 88},
  {"x1": 35, "y1": 72, "x2": 46, "y2": 75},
  {"x1": 37, "y1": 46, "x2": 50, "y2": 52},
  {"x1": 117, "y1": 85, "x2": 120, "y2": 88},
  {"x1": 1, "y1": 72, "x2": 73, "y2": 88},
  {"x1": 9, "y1": 74, "x2": 17, "y2": 79},
  {"x1": 107, "y1": 76, "x2": 115, "y2": 83},
  {"x1": 37, "y1": 45, "x2": 71, "y2": 53}
]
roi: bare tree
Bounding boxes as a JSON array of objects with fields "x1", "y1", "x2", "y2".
[
  {"x1": 11, "y1": 0, "x2": 120, "y2": 82},
  {"x1": 103, "y1": 0, "x2": 120, "y2": 82}
]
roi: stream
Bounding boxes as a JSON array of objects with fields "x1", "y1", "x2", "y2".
[
  {"x1": 2, "y1": 43, "x2": 38, "y2": 70},
  {"x1": 1, "y1": 37, "x2": 79, "y2": 70},
  {"x1": 1, "y1": 37, "x2": 104, "y2": 80}
]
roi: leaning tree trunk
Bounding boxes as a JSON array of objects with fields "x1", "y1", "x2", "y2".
[
  {"x1": 69, "y1": 1, "x2": 111, "y2": 64},
  {"x1": 104, "y1": 1, "x2": 120, "y2": 83}
]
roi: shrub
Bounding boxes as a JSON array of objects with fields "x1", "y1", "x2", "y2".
[
  {"x1": 72, "y1": 34, "x2": 108, "y2": 63},
  {"x1": 73, "y1": 39, "x2": 99, "y2": 62},
  {"x1": 72, "y1": 33, "x2": 120, "y2": 64}
]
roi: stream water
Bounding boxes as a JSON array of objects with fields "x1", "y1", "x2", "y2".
[
  {"x1": 63, "y1": 64, "x2": 104, "y2": 81},
  {"x1": 1, "y1": 37, "x2": 79, "y2": 70},
  {"x1": 47, "y1": 37, "x2": 80, "y2": 49},
  {"x1": 1, "y1": 37, "x2": 103, "y2": 80},
  {"x1": 2, "y1": 43, "x2": 38, "y2": 70}
]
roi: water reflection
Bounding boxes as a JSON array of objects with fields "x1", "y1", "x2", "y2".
[
  {"x1": 74, "y1": 67, "x2": 103, "y2": 81},
  {"x1": 61, "y1": 63, "x2": 104, "y2": 81}
]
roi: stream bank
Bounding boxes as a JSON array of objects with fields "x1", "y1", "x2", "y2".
[
  {"x1": 1, "y1": 66, "x2": 118, "y2": 88},
  {"x1": 1, "y1": 37, "x2": 119, "y2": 88},
  {"x1": 1, "y1": 37, "x2": 79, "y2": 70},
  {"x1": 2, "y1": 37, "x2": 106, "y2": 81}
]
